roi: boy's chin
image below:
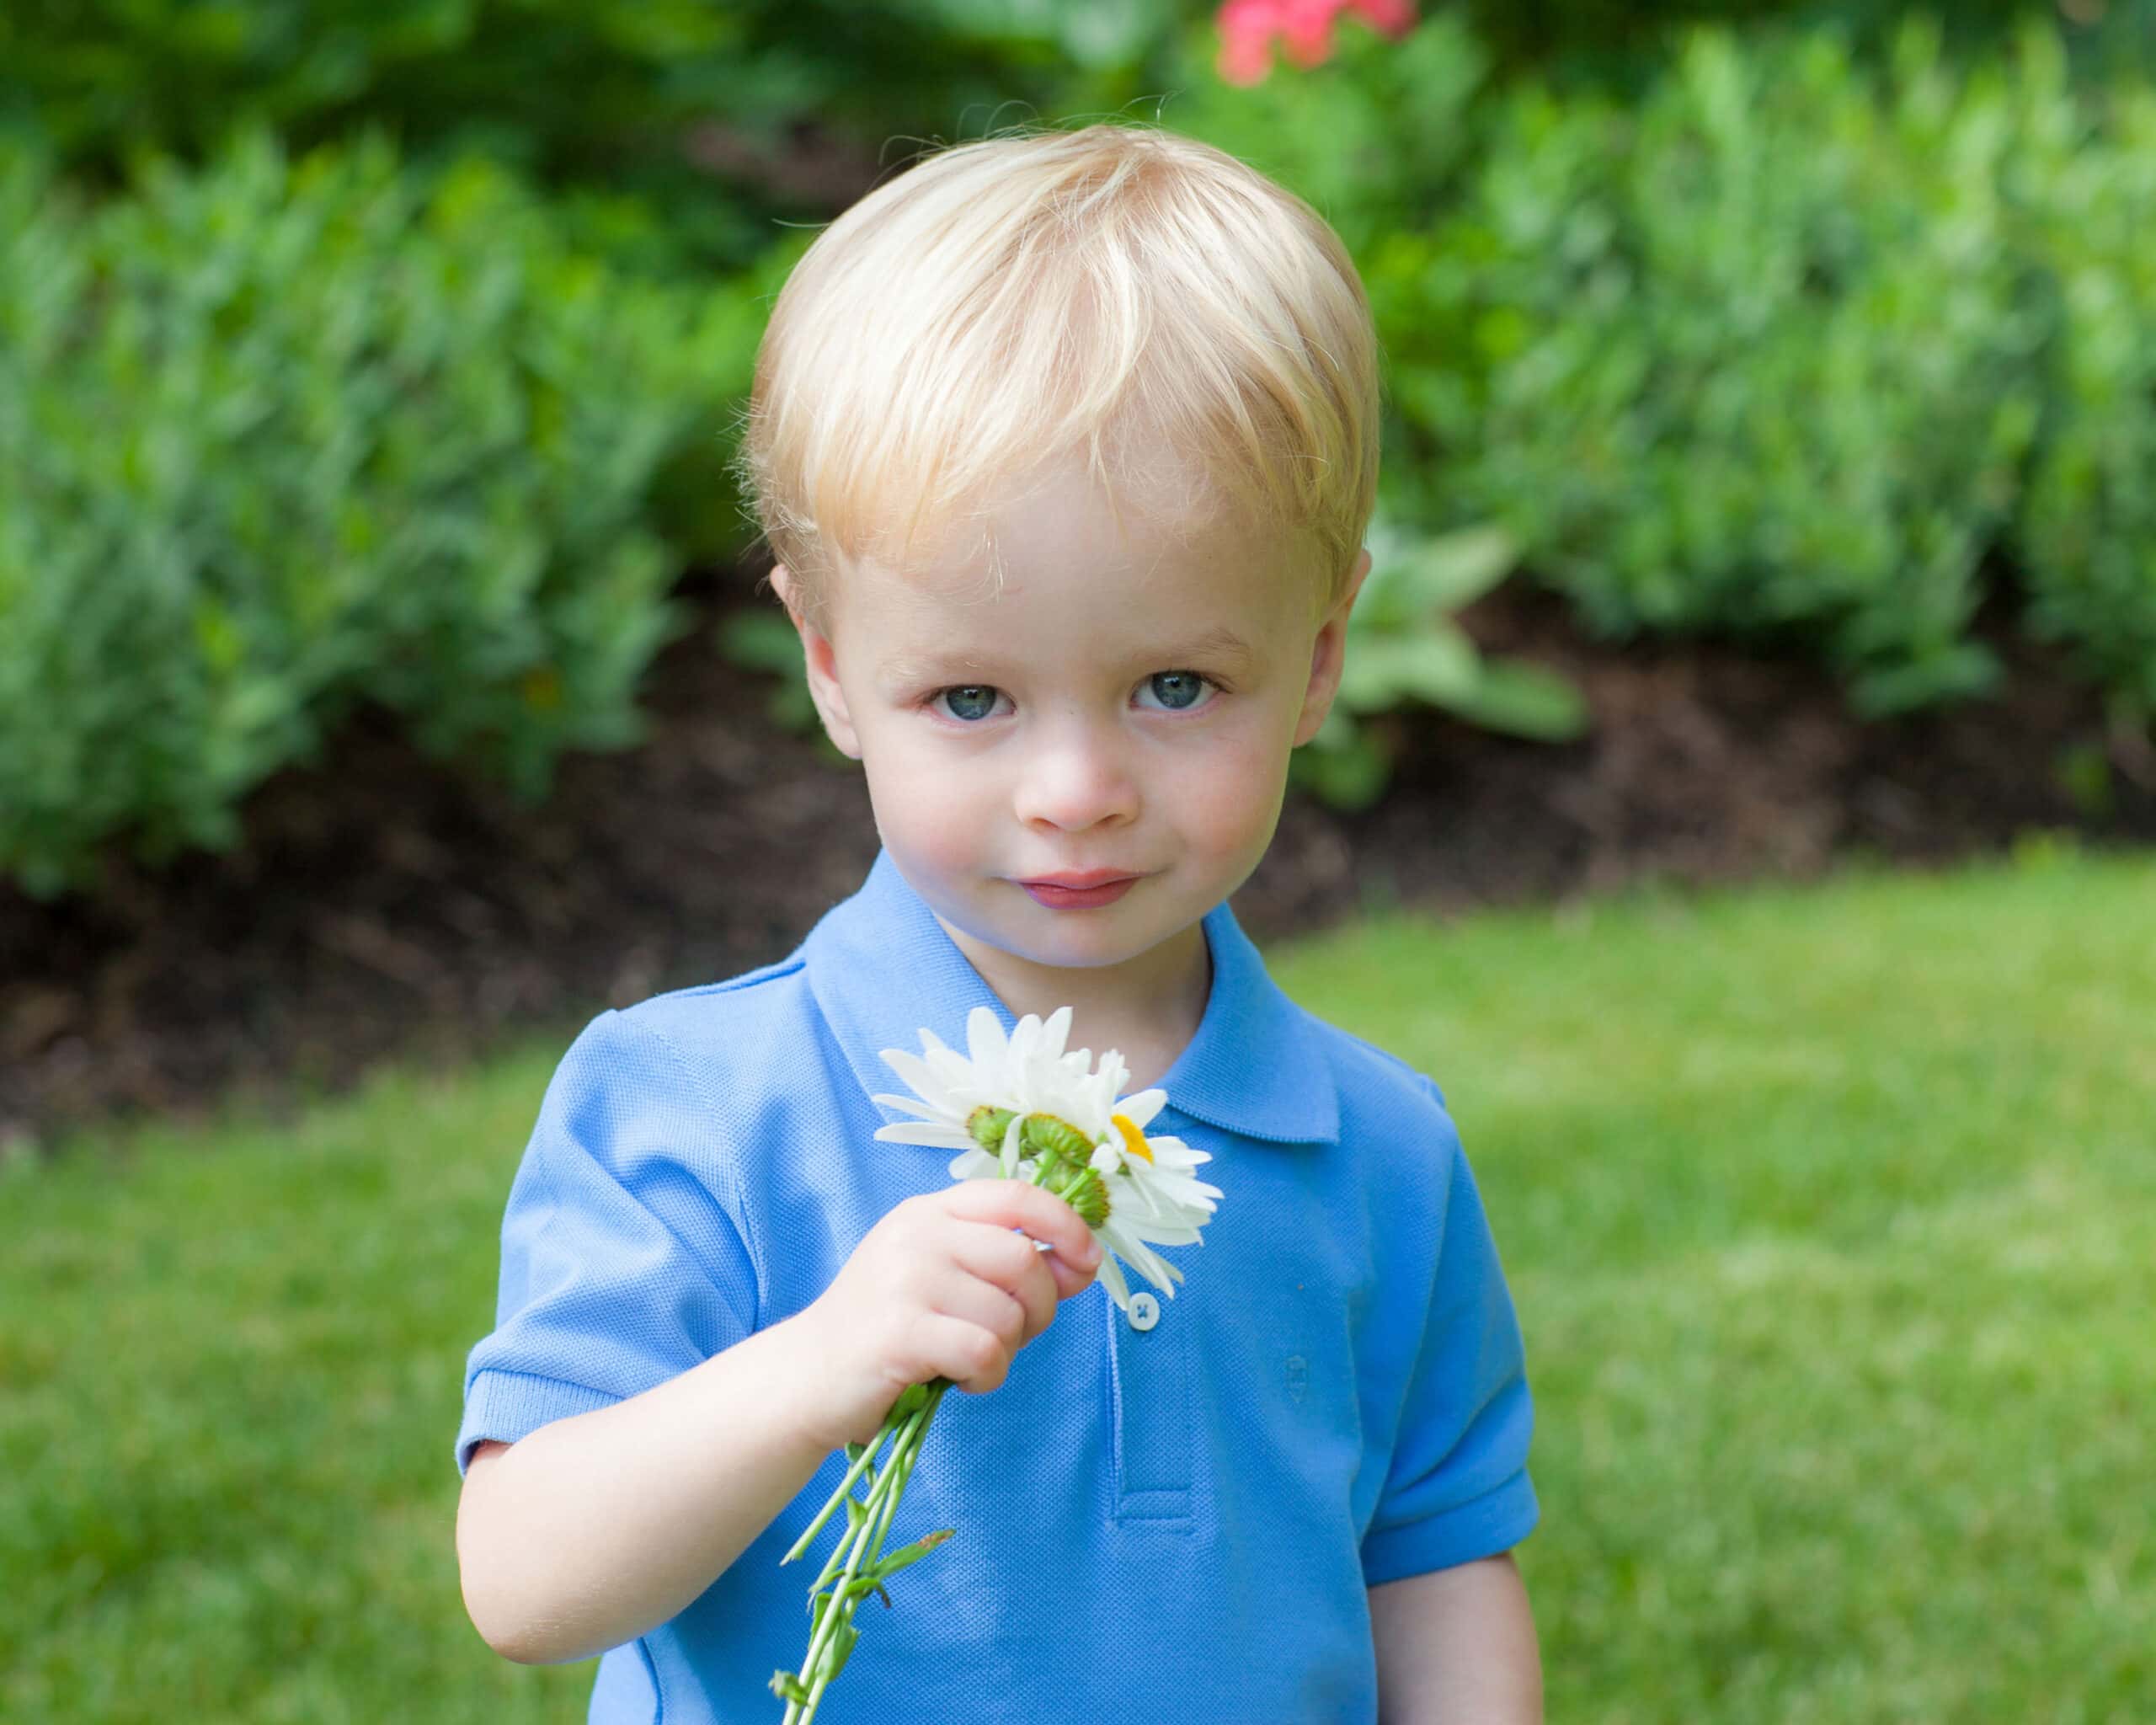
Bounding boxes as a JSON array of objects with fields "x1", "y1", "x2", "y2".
[{"x1": 936, "y1": 893, "x2": 1185, "y2": 974}]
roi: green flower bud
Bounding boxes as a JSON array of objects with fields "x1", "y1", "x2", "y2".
[
  {"x1": 1020, "y1": 1111, "x2": 1092, "y2": 1163},
  {"x1": 1064, "y1": 1167, "x2": 1111, "y2": 1229},
  {"x1": 967, "y1": 1105, "x2": 1017, "y2": 1154}
]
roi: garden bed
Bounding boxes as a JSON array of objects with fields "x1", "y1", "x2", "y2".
[{"x1": 5, "y1": 563, "x2": 2150, "y2": 1152}]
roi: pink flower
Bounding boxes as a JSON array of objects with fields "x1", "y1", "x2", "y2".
[
  {"x1": 1215, "y1": 0, "x2": 1280, "y2": 85},
  {"x1": 1347, "y1": 0, "x2": 1417, "y2": 32},
  {"x1": 1214, "y1": 0, "x2": 1417, "y2": 86},
  {"x1": 1278, "y1": 0, "x2": 1343, "y2": 68}
]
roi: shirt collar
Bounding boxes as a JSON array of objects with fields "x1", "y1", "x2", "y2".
[{"x1": 803, "y1": 849, "x2": 1339, "y2": 1148}]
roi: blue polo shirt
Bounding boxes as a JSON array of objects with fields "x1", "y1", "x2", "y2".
[{"x1": 456, "y1": 848, "x2": 1536, "y2": 1723}]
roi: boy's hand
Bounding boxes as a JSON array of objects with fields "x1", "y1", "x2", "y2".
[{"x1": 791, "y1": 1180, "x2": 1102, "y2": 1450}]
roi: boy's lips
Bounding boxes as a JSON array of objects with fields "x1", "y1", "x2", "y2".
[
  {"x1": 1017, "y1": 870, "x2": 1142, "y2": 909},
  {"x1": 1021, "y1": 870, "x2": 1139, "y2": 889}
]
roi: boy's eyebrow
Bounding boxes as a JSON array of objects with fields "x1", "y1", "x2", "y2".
[{"x1": 878, "y1": 626, "x2": 1258, "y2": 686}]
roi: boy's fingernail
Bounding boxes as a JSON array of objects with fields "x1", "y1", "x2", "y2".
[{"x1": 1080, "y1": 1240, "x2": 1102, "y2": 1267}]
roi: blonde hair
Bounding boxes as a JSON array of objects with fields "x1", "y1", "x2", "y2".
[{"x1": 728, "y1": 120, "x2": 1381, "y2": 636}]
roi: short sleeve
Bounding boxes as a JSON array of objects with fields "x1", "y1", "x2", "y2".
[
  {"x1": 1359, "y1": 1085, "x2": 1538, "y2": 1584},
  {"x1": 453, "y1": 1007, "x2": 761, "y2": 1477}
]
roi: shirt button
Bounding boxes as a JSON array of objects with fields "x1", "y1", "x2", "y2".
[{"x1": 1127, "y1": 1292, "x2": 1160, "y2": 1332}]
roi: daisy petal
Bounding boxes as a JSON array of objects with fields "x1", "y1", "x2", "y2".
[
  {"x1": 869, "y1": 1092, "x2": 942, "y2": 1120},
  {"x1": 924, "y1": 1044, "x2": 982, "y2": 1094},
  {"x1": 966, "y1": 1006, "x2": 1007, "y2": 1074},
  {"x1": 1115, "y1": 1231, "x2": 1184, "y2": 1294},
  {"x1": 1096, "y1": 1251, "x2": 1133, "y2": 1311},
  {"x1": 1130, "y1": 1222, "x2": 1205, "y2": 1247},
  {"x1": 878, "y1": 1047, "x2": 958, "y2": 1116},
  {"x1": 1118, "y1": 1088, "x2": 1168, "y2": 1130},
  {"x1": 1011, "y1": 1014, "x2": 1039, "y2": 1066},
  {"x1": 873, "y1": 1122, "x2": 978, "y2": 1149}
]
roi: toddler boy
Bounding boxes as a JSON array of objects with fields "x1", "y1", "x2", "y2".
[{"x1": 455, "y1": 121, "x2": 1540, "y2": 1722}]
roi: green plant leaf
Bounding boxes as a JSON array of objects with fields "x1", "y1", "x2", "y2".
[
  {"x1": 1397, "y1": 523, "x2": 1518, "y2": 613},
  {"x1": 1447, "y1": 658, "x2": 1593, "y2": 740},
  {"x1": 1290, "y1": 726, "x2": 1394, "y2": 813},
  {"x1": 1338, "y1": 628, "x2": 1484, "y2": 712}
]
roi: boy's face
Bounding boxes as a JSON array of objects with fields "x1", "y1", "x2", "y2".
[{"x1": 772, "y1": 457, "x2": 1369, "y2": 999}]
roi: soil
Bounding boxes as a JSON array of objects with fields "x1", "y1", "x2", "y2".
[{"x1": 5, "y1": 563, "x2": 2152, "y2": 1156}]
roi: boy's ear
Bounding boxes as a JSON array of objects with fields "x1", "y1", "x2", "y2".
[
  {"x1": 768, "y1": 563, "x2": 863, "y2": 761},
  {"x1": 1291, "y1": 545, "x2": 1373, "y2": 749}
]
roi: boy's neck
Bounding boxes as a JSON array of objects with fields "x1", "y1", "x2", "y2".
[{"x1": 934, "y1": 916, "x2": 1214, "y2": 1096}]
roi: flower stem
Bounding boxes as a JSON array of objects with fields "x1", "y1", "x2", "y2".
[
  {"x1": 781, "y1": 1422, "x2": 897, "y2": 1566},
  {"x1": 791, "y1": 1400, "x2": 929, "y2": 1721},
  {"x1": 799, "y1": 1387, "x2": 942, "y2": 1717},
  {"x1": 777, "y1": 1379, "x2": 953, "y2": 1724}
]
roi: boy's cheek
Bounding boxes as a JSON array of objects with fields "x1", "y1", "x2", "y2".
[
  {"x1": 1181, "y1": 726, "x2": 1292, "y2": 834},
  {"x1": 860, "y1": 750, "x2": 981, "y2": 870}
]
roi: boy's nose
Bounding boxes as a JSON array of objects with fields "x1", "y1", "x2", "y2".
[{"x1": 1012, "y1": 725, "x2": 1139, "y2": 832}]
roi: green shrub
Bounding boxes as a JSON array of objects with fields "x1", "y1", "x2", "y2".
[
  {"x1": 1290, "y1": 515, "x2": 1589, "y2": 811},
  {"x1": 0, "y1": 0, "x2": 1203, "y2": 280},
  {"x1": 2015, "y1": 84, "x2": 2156, "y2": 720},
  {"x1": 1378, "y1": 22, "x2": 2061, "y2": 717},
  {"x1": 1162, "y1": 9, "x2": 1491, "y2": 259},
  {"x1": 0, "y1": 128, "x2": 760, "y2": 896}
]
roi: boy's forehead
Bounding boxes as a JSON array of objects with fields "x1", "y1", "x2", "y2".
[
  {"x1": 835, "y1": 458, "x2": 1306, "y2": 647},
  {"x1": 840, "y1": 545, "x2": 1289, "y2": 681}
]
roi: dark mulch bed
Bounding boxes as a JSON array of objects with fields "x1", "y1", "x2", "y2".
[{"x1": 6, "y1": 565, "x2": 2153, "y2": 1154}]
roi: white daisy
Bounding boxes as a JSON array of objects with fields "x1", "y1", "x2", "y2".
[{"x1": 873, "y1": 1006, "x2": 1223, "y2": 1312}]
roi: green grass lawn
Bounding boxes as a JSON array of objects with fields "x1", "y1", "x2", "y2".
[{"x1": 6, "y1": 840, "x2": 2152, "y2": 1722}]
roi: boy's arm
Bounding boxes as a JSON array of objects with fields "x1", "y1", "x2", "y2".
[
  {"x1": 456, "y1": 1311, "x2": 835, "y2": 1665},
  {"x1": 1369, "y1": 1552, "x2": 1543, "y2": 1725},
  {"x1": 456, "y1": 1178, "x2": 1103, "y2": 1667},
  {"x1": 453, "y1": 1007, "x2": 806, "y2": 1664}
]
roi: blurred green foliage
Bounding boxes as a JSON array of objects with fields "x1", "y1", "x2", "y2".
[
  {"x1": 0, "y1": 129, "x2": 762, "y2": 896},
  {"x1": 1291, "y1": 517, "x2": 1590, "y2": 811},
  {"x1": 2015, "y1": 77, "x2": 2156, "y2": 725},
  {"x1": 1168, "y1": 8, "x2": 2156, "y2": 748},
  {"x1": 0, "y1": 0, "x2": 1219, "y2": 278},
  {"x1": 714, "y1": 608, "x2": 830, "y2": 745},
  {"x1": 1468, "y1": 0, "x2": 2154, "y2": 85},
  {"x1": 1155, "y1": 10, "x2": 1492, "y2": 254},
  {"x1": 1366, "y1": 23, "x2": 2056, "y2": 715},
  {"x1": 7, "y1": 3, "x2": 2137, "y2": 283},
  {"x1": 6, "y1": 1, "x2": 2156, "y2": 882}
]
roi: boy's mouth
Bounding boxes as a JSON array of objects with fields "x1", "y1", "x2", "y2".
[{"x1": 1017, "y1": 871, "x2": 1140, "y2": 909}]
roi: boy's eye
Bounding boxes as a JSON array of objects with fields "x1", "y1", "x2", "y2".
[
  {"x1": 1140, "y1": 670, "x2": 1213, "y2": 713},
  {"x1": 931, "y1": 685, "x2": 1005, "y2": 723},
  {"x1": 925, "y1": 671, "x2": 1219, "y2": 724}
]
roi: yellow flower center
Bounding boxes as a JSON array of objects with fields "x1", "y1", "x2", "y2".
[{"x1": 1110, "y1": 1114, "x2": 1155, "y2": 1165}]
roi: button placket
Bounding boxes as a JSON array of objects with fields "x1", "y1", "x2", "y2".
[{"x1": 1105, "y1": 1112, "x2": 1198, "y2": 1526}]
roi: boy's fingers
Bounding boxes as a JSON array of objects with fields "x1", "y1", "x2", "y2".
[
  {"x1": 1034, "y1": 1236, "x2": 1102, "y2": 1300},
  {"x1": 931, "y1": 1267, "x2": 1042, "y2": 1353},
  {"x1": 940, "y1": 1178, "x2": 1102, "y2": 1269},
  {"x1": 947, "y1": 1220, "x2": 1060, "y2": 1331},
  {"x1": 1043, "y1": 1250, "x2": 1098, "y2": 1301}
]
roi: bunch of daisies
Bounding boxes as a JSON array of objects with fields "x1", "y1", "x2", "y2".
[{"x1": 770, "y1": 1007, "x2": 1223, "y2": 1722}]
